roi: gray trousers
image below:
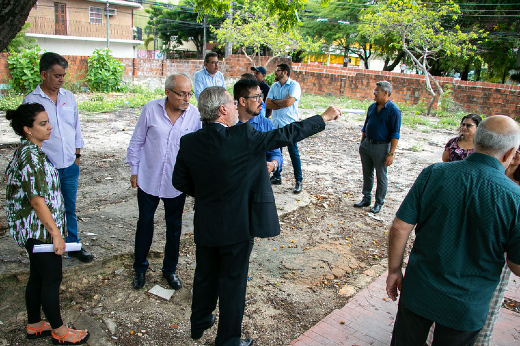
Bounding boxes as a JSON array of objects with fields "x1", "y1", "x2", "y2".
[{"x1": 359, "y1": 138, "x2": 390, "y2": 205}]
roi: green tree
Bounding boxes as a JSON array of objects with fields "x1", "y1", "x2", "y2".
[
  {"x1": 146, "y1": 2, "x2": 223, "y2": 58},
  {"x1": 213, "y1": 2, "x2": 319, "y2": 67},
  {"x1": 360, "y1": 0, "x2": 483, "y2": 115},
  {"x1": 192, "y1": 0, "x2": 331, "y2": 32},
  {"x1": 3, "y1": 22, "x2": 36, "y2": 53},
  {"x1": 87, "y1": 49, "x2": 124, "y2": 93},
  {"x1": 0, "y1": 0, "x2": 37, "y2": 52},
  {"x1": 7, "y1": 47, "x2": 41, "y2": 94},
  {"x1": 300, "y1": 0, "x2": 374, "y2": 68}
]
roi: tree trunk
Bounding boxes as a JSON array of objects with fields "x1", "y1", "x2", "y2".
[
  {"x1": 343, "y1": 45, "x2": 350, "y2": 67},
  {"x1": 0, "y1": 0, "x2": 38, "y2": 52},
  {"x1": 460, "y1": 63, "x2": 470, "y2": 81},
  {"x1": 475, "y1": 68, "x2": 481, "y2": 81},
  {"x1": 383, "y1": 51, "x2": 405, "y2": 71}
]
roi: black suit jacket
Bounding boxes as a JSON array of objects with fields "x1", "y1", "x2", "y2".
[{"x1": 172, "y1": 115, "x2": 325, "y2": 247}]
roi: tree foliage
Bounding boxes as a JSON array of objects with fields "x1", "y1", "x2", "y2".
[
  {"x1": 87, "y1": 49, "x2": 124, "y2": 93},
  {"x1": 192, "y1": 0, "x2": 330, "y2": 32},
  {"x1": 7, "y1": 47, "x2": 41, "y2": 94},
  {"x1": 360, "y1": 0, "x2": 484, "y2": 115},
  {"x1": 2, "y1": 22, "x2": 36, "y2": 53},
  {"x1": 145, "y1": 2, "x2": 222, "y2": 58},
  {"x1": 0, "y1": 0, "x2": 37, "y2": 52},
  {"x1": 213, "y1": 2, "x2": 319, "y2": 67}
]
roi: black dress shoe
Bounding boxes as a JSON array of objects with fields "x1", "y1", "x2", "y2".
[
  {"x1": 239, "y1": 338, "x2": 254, "y2": 346},
  {"x1": 133, "y1": 272, "x2": 145, "y2": 289},
  {"x1": 353, "y1": 198, "x2": 371, "y2": 208},
  {"x1": 191, "y1": 314, "x2": 216, "y2": 339},
  {"x1": 293, "y1": 181, "x2": 302, "y2": 194},
  {"x1": 370, "y1": 203, "x2": 383, "y2": 214},
  {"x1": 270, "y1": 176, "x2": 282, "y2": 185},
  {"x1": 68, "y1": 249, "x2": 94, "y2": 263},
  {"x1": 163, "y1": 273, "x2": 182, "y2": 290}
]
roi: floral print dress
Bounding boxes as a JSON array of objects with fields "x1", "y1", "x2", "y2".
[{"x1": 444, "y1": 136, "x2": 473, "y2": 162}]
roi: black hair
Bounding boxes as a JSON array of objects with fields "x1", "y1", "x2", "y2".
[
  {"x1": 461, "y1": 113, "x2": 482, "y2": 127},
  {"x1": 234, "y1": 78, "x2": 259, "y2": 101},
  {"x1": 6, "y1": 103, "x2": 46, "y2": 138},
  {"x1": 277, "y1": 63, "x2": 291, "y2": 77},
  {"x1": 204, "y1": 52, "x2": 218, "y2": 63},
  {"x1": 40, "y1": 52, "x2": 68, "y2": 73}
]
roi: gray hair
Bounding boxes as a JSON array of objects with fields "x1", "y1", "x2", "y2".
[
  {"x1": 198, "y1": 86, "x2": 231, "y2": 124},
  {"x1": 474, "y1": 115, "x2": 520, "y2": 158},
  {"x1": 376, "y1": 81, "x2": 392, "y2": 96},
  {"x1": 165, "y1": 73, "x2": 190, "y2": 90},
  {"x1": 204, "y1": 52, "x2": 218, "y2": 63}
]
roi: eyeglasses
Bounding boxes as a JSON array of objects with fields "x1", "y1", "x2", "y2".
[
  {"x1": 374, "y1": 90, "x2": 381, "y2": 94},
  {"x1": 460, "y1": 123, "x2": 475, "y2": 128},
  {"x1": 207, "y1": 61, "x2": 219, "y2": 65},
  {"x1": 275, "y1": 69, "x2": 283, "y2": 73},
  {"x1": 243, "y1": 94, "x2": 263, "y2": 102},
  {"x1": 169, "y1": 90, "x2": 193, "y2": 99}
]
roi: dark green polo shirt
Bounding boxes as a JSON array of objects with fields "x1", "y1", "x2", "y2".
[{"x1": 396, "y1": 153, "x2": 520, "y2": 331}]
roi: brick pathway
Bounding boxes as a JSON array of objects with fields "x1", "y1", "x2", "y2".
[{"x1": 290, "y1": 272, "x2": 520, "y2": 346}]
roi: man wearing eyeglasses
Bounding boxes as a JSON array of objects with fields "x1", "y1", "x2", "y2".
[
  {"x1": 194, "y1": 51, "x2": 226, "y2": 101},
  {"x1": 126, "y1": 74, "x2": 202, "y2": 290},
  {"x1": 235, "y1": 78, "x2": 283, "y2": 185},
  {"x1": 266, "y1": 63, "x2": 304, "y2": 193},
  {"x1": 173, "y1": 86, "x2": 341, "y2": 346},
  {"x1": 354, "y1": 80, "x2": 401, "y2": 214}
]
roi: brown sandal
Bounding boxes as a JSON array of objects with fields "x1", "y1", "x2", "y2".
[
  {"x1": 51, "y1": 328, "x2": 90, "y2": 345},
  {"x1": 26, "y1": 321, "x2": 52, "y2": 339}
]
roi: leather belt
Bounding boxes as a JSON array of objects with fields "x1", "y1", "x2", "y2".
[{"x1": 367, "y1": 139, "x2": 389, "y2": 144}]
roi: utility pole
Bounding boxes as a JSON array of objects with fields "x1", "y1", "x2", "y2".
[
  {"x1": 224, "y1": 2, "x2": 233, "y2": 58},
  {"x1": 202, "y1": 16, "x2": 206, "y2": 58},
  {"x1": 106, "y1": 0, "x2": 110, "y2": 49}
]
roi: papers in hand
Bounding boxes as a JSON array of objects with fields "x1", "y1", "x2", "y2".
[{"x1": 33, "y1": 243, "x2": 82, "y2": 253}]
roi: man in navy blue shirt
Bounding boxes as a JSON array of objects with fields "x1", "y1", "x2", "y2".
[{"x1": 354, "y1": 81, "x2": 401, "y2": 214}]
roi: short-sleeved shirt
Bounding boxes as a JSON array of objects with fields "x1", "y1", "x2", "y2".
[
  {"x1": 5, "y1": 140, "x2": 66, "y2": 247},
  {"x1": 396, "y1": 153, "x2": 520, "y2": 331},
  {"x1": 193, "y1": 68, "x2": 225, "y2": 100},
  {"x1": 361, "y1": 100, "x2": 401, "y2": 142},
  {"x1": 23, "y1": 85, "x2": 84, "y2": 169},
  {"x1": 267, "y1": 77, "x2": 301, "y2": 128},
  {"x1": 444, "y1": 136, "x2": 473, "y2": 162}
]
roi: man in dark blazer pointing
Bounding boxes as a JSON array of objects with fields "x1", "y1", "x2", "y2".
[{"x1": 172, "y1": 86, "x2": 340, "y2": 346}]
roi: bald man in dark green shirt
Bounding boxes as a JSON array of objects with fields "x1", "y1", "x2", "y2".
[{"x1": 386, "y1": 115, "x2": 520, "y2": 345}]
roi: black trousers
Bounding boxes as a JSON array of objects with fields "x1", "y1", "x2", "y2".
[
  {"x1": 391, "y1": 300, "x2": 481, "y2": 346},
  {"x1": 191, "y1": 239, "x2": 251, "y2": 346},
  {"x1": 25, "y1": 238, "x2": 64, "y2": 329},
  {"x1": 134, "y1": 188, "x2": 186, "y2": 275}
]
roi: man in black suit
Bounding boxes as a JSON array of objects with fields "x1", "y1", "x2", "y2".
[{"x1": 172, "y1": 86, "x2": 340, "y2": 346}]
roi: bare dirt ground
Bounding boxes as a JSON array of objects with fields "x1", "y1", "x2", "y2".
[{"x1": 0, "y1": 101, "x2": 454, "y2": 345}]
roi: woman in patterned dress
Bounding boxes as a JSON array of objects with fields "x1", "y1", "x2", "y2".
[
  {"x1": 5, "y1": 103, "x2": 89, "y2": 345},
  {"x1": 442, "y1": 113, "x2": 482, "y2": 162}
]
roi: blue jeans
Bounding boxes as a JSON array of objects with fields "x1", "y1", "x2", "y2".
[
  {"x1": 134, "y1": 188, "x2": 186, "y2": 275},
  {"x1": 273, "y1": 143, "x2": 302, "y2": 182},
  {"x1": 57, "y1": 163, "x2": 80, "y2": 243}
]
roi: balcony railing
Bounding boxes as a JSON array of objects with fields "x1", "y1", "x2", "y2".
[{"x1": 26, "y1": 16, "x2": 132, "y2": 40}]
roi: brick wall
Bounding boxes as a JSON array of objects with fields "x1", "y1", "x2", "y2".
[
  {"x1": 1, "y1": 53, "x2": 518, "y2": 116},
  {"x1": 291, "y1": 63, "x2": 520, "y2": 116}
]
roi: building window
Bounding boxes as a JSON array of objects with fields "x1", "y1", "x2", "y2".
[{"x1": 89, "y1": 7, "x2": 102, "y2": 25}]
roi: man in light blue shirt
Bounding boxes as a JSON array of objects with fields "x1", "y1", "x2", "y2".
[
  {"x1": 266, "y1": 63, "x2": 303, "y2": 194},
  {"x1": 23, "y1": 52, "x2": 93, "y2": 263},
  {"x1": 193, "y1": 52, "x2": 225, "y2": 101}
]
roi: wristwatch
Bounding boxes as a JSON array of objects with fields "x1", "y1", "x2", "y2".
[
  {"x1": 75, "y1": 153, "x2": 82, "y2": 159},
  {"x1": 388, "y1": 152, "x2": 394, "y2": 156}
]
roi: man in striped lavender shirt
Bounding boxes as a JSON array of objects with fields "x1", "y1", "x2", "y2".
[{"x1": 126, "y1": 74, "x2": 202, "y2": 290}]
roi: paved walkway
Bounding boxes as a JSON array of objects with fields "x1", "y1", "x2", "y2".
[{"x1": 290, "y1": 272, "x2": 520, "y2": 346}]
